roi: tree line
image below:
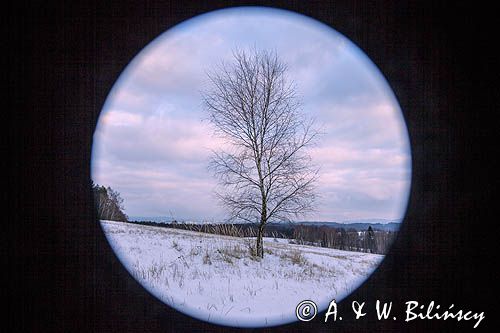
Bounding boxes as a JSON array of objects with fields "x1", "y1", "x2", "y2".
[
  {"x1": 291, "y1": 224, "x2": 396, "y2": 254},
  {"x1": 92, "y1": 182, "x2": 128, "y2": 222},
  {"x1": 127, "y1": 219, "x2": 397, "y2": 255}
]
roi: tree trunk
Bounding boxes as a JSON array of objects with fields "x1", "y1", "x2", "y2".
[
  {"x1": 256, "y1": 180, "x2": 267, "y2": 258},
  {"x1": 256, "y1": 221, "x2": 266, "y2": 258}
]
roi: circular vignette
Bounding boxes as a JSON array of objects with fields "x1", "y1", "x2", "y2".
[{"x1": 91, "y1": 6, "x2": 412, "y2": 328}]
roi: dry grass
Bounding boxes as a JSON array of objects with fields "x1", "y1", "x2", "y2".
[
  {"x1": 171, "y1": 240, "x2": 182, "y2": 252},
  {"x1": 217, "y1": 244, "x2": 248, "y2": 263},
  {"x1": 203, "y1": 251, "x2": 212, "y2": 265},
  {"x1": 280, "y1": 249, "x2": 307, "y2": 266}
]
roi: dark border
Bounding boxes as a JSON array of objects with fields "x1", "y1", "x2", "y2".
[{"x1": 7, "y1": 1, "x2": 496, "y2": 332}]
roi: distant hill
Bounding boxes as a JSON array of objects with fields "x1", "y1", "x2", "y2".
[
  {"x1": 129, "y1": 216, "x2": 176, "y2": 223},
  {"x1": 129, "y1": 216, "x2": 402, "y2": 232},
  {"x1": 291, "y1": 221, "x2": 401, "y2": 232}
]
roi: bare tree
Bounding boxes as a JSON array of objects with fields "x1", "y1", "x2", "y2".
[
  {"x1": 203, "y1": 49, "x2": 319, "y2": 257},
  {"x1": 92, "y1": 182, "x2": 128, "y2": 222}
]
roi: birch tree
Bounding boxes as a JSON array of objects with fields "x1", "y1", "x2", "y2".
[{"x1": 203, "y1": 49, "x2": 318, "y2": 257}]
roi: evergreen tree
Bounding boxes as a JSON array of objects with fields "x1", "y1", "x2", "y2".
[{"x1": 367, "y1": 226, "x2": 376, "y2": 253}]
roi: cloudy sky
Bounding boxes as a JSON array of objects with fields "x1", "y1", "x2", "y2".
[{"x1": 92, "y1": 7, "x2": 411, "y2": 222}]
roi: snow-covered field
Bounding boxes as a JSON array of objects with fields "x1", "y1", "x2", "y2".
[{"x1": 101, "y1": 220, "x2": 384, "y2": 327}]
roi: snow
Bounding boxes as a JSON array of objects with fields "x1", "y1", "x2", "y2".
[{"x1": 100, "y1": 220, "x2": 384, "y2": 327}]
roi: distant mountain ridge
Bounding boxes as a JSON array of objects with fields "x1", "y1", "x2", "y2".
[
  {"x1": 128, "y1": 216, "x2": 402, "y2": 231},
  {"x1": 291, "y1": 221, "x2": 401, "y2": 231}
]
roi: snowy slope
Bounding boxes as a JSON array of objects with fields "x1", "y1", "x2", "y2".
[{"x1": 101, "y1": 220, "x2": 384, "y2": 327}]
